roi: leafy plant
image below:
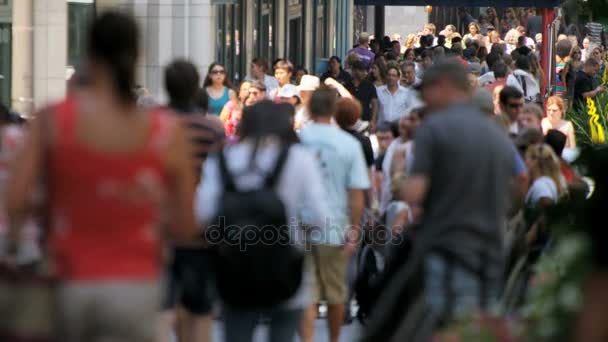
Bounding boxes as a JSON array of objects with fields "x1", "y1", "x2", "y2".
[{"x1": 567, "y1": 93, "x2": 608, "y2": 147}]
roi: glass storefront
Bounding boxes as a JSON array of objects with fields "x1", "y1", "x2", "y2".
[
  {"x1": 68, "y1": 1, "x2": 95, "y2": 67},
  {"x1": 217, "y1": 0, "x2": 246, "y2": 85},
  {"x1": 0, "y1": 23, "x2": 10, "y2": 106},
  {"x1": 286, "y1": 0, "x2": 306, "y2": 68}
]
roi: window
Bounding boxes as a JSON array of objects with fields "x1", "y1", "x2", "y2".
[
  {"x1": 216, "y1": 1, "x2": 246, "y2": 85},
  {"x1": 0, "y1": 23, "x2": 10, "y2": 106},
  {"x1": 312, "y1": 0, "x2": 329, "y2": 70},
  {"x1": 68, "y1": 1, "x2": 95, "y2": 67},
  {"x1": 286, "y1": 0, "x2": 306, "y2": 68}
]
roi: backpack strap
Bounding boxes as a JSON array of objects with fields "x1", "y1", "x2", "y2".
[
  {"x1": 264, "y1": 146, "x2": 290, "y2": 188},
  {"x1": 218, "y1": 150, "x2": 237, "y2": 192}
]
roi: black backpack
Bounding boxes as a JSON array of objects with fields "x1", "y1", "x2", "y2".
[{"x1": 210, "y1": 146, "x2": 304, "y2": 308}]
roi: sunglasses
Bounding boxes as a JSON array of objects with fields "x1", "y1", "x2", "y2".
[
  {"x1": 211, "y1": 69, "x2": 226, "y2": 75},
  {"x1": 508, "y1": 102, "x2": 524, "y2": 108}
]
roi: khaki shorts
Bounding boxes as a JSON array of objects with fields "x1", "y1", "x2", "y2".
[
  {"x1": 57, "y1": 281, "x2": 159, "y2": 342},
  {"x1": 309, "y1": 245, "x2": 349, "y2": 305}
]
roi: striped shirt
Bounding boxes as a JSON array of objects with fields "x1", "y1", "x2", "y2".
[
  {"x1": 586, "y1": 22, "x2": 604, "y2": 45},
  {"x1": 166, "y1": 106, "x2": 226, "y2": 170}
]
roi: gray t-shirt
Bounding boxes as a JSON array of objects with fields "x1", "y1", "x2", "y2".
[{"x1": 410, "y1": 103, "x2": 515, "y2": 270}]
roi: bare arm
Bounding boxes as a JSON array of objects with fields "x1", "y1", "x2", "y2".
[
  {"x1": 390, "y1": 146, "x2": 406, "y2": 177},
  {"x1": 324, "y1": 78, "x2": 353, "y2": 99},
  {"x1": 7, "y1": 113, "x2": 46, "y2": 244},
  {"x1": 345, "y1": 189, "x2": 365, "y2": 254},
  {"x1": 370, "y1": 98, "x2": 379, "y2": 131}
]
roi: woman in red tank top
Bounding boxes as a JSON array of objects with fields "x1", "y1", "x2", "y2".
[{"x1": 6, "y1": 12, "x2": 196, "y2": 342}]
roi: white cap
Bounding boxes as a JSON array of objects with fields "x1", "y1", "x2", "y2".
[
  {"x1": 298, "y1": 75, "x2": 321, "y2": 92},
  {"x1": 278, "y1": 84, "x2": 300, "y2": 98}
]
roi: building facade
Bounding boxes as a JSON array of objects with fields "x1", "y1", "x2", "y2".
[
  {"x1": 215, "y1": 0, "x2": 355, "y2": 85},
  {"x1": 2, "y1": 0, "x2": 355, "y2": 115}
]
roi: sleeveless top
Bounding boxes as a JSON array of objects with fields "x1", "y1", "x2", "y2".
[
  {"x1": 208, "y1": 87, "x2": 230, "y2": 116},
  {"x1": 47, "y1": 97, "x2": 174, "y2": 281}
]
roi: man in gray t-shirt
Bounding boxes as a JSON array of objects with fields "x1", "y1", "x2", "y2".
[{"x1": 404, "y1": 61, "x2": 515, "y2": 323}]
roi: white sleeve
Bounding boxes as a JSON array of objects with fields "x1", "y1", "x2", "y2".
[
  {"x1": 296, "y1": 149, "x2": 332, "y2": 229},
  {"x1": 195, "y1": 156, "x2": 222, "y2": 225},
  {"x1": 506, "y1": 75, "x2": 524, "y2": 93},
  {"x1": 527, "y1": 179, "x2": 556, "y2": 205}
]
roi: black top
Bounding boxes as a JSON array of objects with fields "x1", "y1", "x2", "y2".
[
  {"x1": 345, "y1": 129, "x2": 375, "y2": 167},
  {"x1": 573, "y1": 70, "x2": 594, "y2": 110},
  {"x1": 345, "y1": 79, "x2": 378, "y2": 122},
  {"x1": 320, "y1": 69, "x2": 353, "y2": 86},
  {"x1": 374, "y1": 153, "x2": 385, "y2": 172}
]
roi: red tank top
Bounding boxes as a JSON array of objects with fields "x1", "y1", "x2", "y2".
[{"x1": 47, "y1": 97, "x2": 174, "y2": 281}]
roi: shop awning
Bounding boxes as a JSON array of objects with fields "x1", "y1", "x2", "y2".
[{"x1": 353, "y1": 0, "x2": 560, "y2": 7}]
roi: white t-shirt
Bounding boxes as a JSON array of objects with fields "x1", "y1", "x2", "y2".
[{"x1": 526, "y1": 176, "x2": 559, "y2": 206}]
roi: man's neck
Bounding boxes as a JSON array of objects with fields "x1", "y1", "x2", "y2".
[
  {"x1": 352, "y1": 78, "x2": 362, "y2": 85},
  {"x1": 387, "y1": 84, "x2": 399, "y2": 93},
  {"x1": 313, "y1": 116, "x2": 332, "y2": 124}
]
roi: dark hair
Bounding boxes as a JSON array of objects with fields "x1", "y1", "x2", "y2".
[
  {"x1": 329, "y1": 56, "x2": 342, "y2": 67},
  {"x1": 451, "y1": 36, "x2": 463, "y2": 45},
  {"x1": 490, "y1": 43, "x2": 506, "y2": 55},
  {"x1": 518, "y1": 36, "x2": 526, "y2": 46},
  {"x1": 499, "y1": 86, "x2": 524, "y2": 105},
  {"x1": 477, "y1": 46, "x2": 488, "y2": 62},
  {"x1": 87, "y1": 11, "x2": 139, "y2": 104},
  {"x1": 515, "y1": 55, "x2": 530, "y2": 71},
  {"x1": 249, "y1": 80, "x2": 267, "y2": 92},
  {"x1": 404, "y1": 48, "x2": 415, "y2": 59},
  {"x1": 420, "y1": 49, "x2": 433, "y2": 60},
  {"x1": 463, "y1": 47, "x2": 477, "y2": 61},
  {"x1": 492, "y1": 62, "x2": 508, "y2": 78},
  {"x1": 203, "y1": 62, "x2": 234, "y2": 89},
  {"x1": 370, "y1": 59, "x2": 388, "y2": 83},
  {"x1": 352, "y1": 61, "x2": 368, "y2": 71},
  {"x1": 309, "y1": 85, "x2": 337, "y2": 118},
  {"x1": 165, "y1": 59, "x2": 200, "y2": 111},
  {"x1": 451, "y1": 44, "x2": 464, "y2": 56},
  {"x1": 335, "y1": 98, "x2": 363, "y2": 129},
  {"x1": 556, "y1": 39, "x2": 573, "y2": 59},
  {"x1": 238, "y1": 100, "x2": 298, "y2": 144},
  {"x1": 486, "y1": 52, "x2": 502, "y2": 69},
  {"x1": 585, "y1": 57, "x2": 600, "y2": 67},
  {"x1": 252, "y1": 57, "x2": 269, "y2": 71},
  {"x1": 274, "y1": 59, "x2": 294, "y2": 73},
  {"x1": 386, "y1": 64, "x2": 401, "y2": 77},
  {"x1": 437, "y1": 35, "x2": 446, "y2": 47},
  {"x1": 544, "y1": 129, "x2": 567, "y2": 157},
  {"x1": 376, "y1": 121, "x2": 395, "y2": 135},
  {"x1": 421, "y1": 35, "x2": 434, "y2": 48},
  {"x1": 384, "y1": 52, "x2": 397, "y2": 61}
]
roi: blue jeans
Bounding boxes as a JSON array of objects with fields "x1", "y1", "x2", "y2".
[
  {"x1": 425, "y1": 253, "x2": 500, "y2": 322},
  {"x1": 223, "y1": 307, "x2": 303, "y2": 342}
]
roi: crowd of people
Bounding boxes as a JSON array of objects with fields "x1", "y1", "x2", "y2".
[{"x1": 0, "y1": 6, "x2": 607, "y2": 342}]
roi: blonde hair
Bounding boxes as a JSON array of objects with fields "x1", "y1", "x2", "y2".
[
  {"x1": 468, "y1": 22, "x2": 480, "y2": 34},
  {"x1": 505, "y1": 29, "x2": 521, "y2": 45},
  {"x1": 526, "y1": 144, "x2": 565, "y2": 196},
  {"x1": 424, "y1": 23, "x2": 436, "y2": 35},
  {"x1": 405, "y1": 34, "x2": 417, "y2": 49},
  {"x1": 523, "y1": 103, "x2": 543, "y2": 121},
  {"x1": 390, "y1": 172, "x2": 408, "y2": 200}
]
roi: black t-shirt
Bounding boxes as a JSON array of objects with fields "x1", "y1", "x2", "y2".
[
  {"x1": 345, "y1": 80, "x2": 378, "y2": 122},
  {"x1": 321, "y1": 70, "x2": 353, "y2": 86},
  {"x1": 573, "y1": 70, "x2": 593, "y2": 110},
  {"x1": 374, "y1": 153, "x2": 385, "y2": 172},
  {"x1": 345, "y1": 129, "x2": 374, "y2": 167}
]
